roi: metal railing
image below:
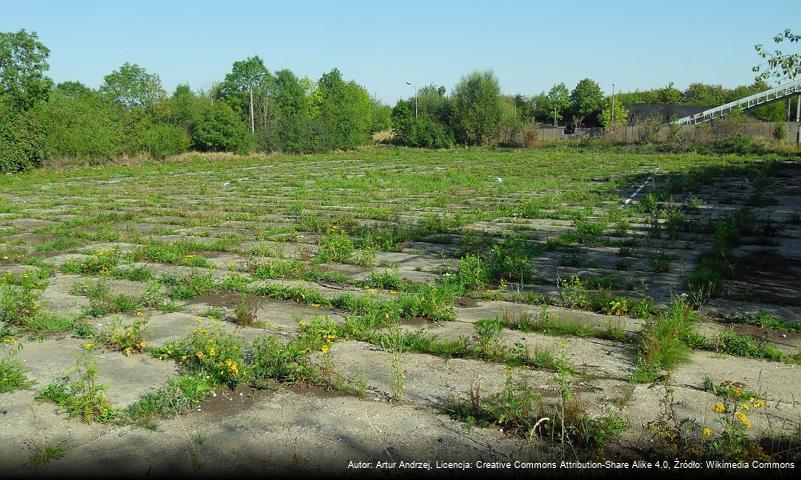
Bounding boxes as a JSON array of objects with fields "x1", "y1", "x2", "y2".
[{"x1": 671, "y1": 79, "x2": 801, "y2": 125}]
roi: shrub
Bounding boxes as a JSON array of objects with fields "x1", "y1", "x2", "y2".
[
  {"x1": 0, "y1": 100, "x2": 43, "y2": 172},
  {"x1": 136, "y1": 122, "x2": 190, "y2": 159},
  {"x1": 193, "y1": 102, "x2": 252, "y2": 153},
  {"x1": 451, "y1": 71, "x2": 502, "y2": 145}
]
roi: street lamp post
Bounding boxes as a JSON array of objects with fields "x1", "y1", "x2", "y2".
[
  {"x1": 611, "y1": 83, "x2": 616, "y2": 126},
  {"x1": 406, "y1": 81, "x2": 418, "y2": 118}
]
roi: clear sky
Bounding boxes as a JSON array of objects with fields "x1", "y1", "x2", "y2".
[{"x1": 1, "y1": 0, "x2": 799, "y2": 103}]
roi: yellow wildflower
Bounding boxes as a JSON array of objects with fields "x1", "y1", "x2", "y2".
[
  {"x1": 83, "y1": 342, "x2": 94, "y2": 350},
  {"x1": 208, "y1": 347, "x2": 217, "y2": 357},
  {"x1": 223, "y1": 359, "x2": 239, "y2": 375},
  {"x1": 195, "y1": 351, "x2": 205, "y2": 359},
  {"x1": 739, "y1": 403, "x2": 750, "y2": 411},
  {"x1": 123, "y1": 346, "x2": 133, "y2": 356},
  {"x1": 135, "y1": 311, "x2": 144, "y2": 317},
  {"x1": 734, "y1": 411, "x2": 751, "y2": 428},
  {"x1": 321, "y1": 344, "x2": 330, "y2": 353},
  {"x1": 753, "y1": 400, "x2": 766, "y2": 408},
  {"x1": 2, "y1": 337, "x2": 17, "y2": 344},
  {"x1": 713, "y1": 403, "x2": 725, "y2": 414},
  {"x1": 702, "y1": 427, "x2": 712, "y2": 438}
]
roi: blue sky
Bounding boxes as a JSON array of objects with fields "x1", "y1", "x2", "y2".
[{"x1": 1, "y1": 0, "x2": 798, "y2": 103}]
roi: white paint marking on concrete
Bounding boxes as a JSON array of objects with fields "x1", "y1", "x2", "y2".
[{"x1": 622, "y1": 175, "x2": 653, "y2": 207}]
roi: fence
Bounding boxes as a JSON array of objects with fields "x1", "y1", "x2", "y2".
[{"x1": 534, "y1": 122, "x2": 801, "y2": 144}]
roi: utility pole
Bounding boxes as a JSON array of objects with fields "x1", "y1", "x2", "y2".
[
  {"x1": 797, "y1": 94, "x2": 800, "y2": 122},
  {"x1": 250, "y1": 83, "x2": 255, "y2": 134},
  {"x1": 788, "y1": 98, "x2": 792, "y2": 122},
  {"x1": 406, "y1": 82, "x2": 418, "y2": 118}
]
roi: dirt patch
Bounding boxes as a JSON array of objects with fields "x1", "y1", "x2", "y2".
[
  {"x1": 287, "y1": 383, "x2": 353, "y2": 399},
  {"x1": 193, "y1": 383, "x2": 271, "y2": 417},
  {"x1": 456, "y1": 296, "x2": 479, "y2": 307}
]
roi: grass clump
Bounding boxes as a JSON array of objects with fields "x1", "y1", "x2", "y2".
[
  {"x1": 61, "y1": 248, "x2": 124, "y2": 276},
  {"x1": 153, "y1": 327, "x2": 245, "y2": 387},
  {"x1": 315, "y1": 226, "x2": 355, "y2": 263},
  {"x1": 94, "y1": 316, "x2": 149, "y2": 356},
  {"x1": 122, "y1": 374, "x2": 215, "y2": 427},
  {"x1": 1, "y1": 345, "x2": 35, "y2": 392},
  {"x1": 36, "y1": 353, "x2": 116, "y2": 423},
  {"x1": 690, "y1": 329, "x2": 794, "y2": 363},
  {"x1": 134, "y1": 241, "x2": 213, "y2": 268},
  {"x1": 28, "y1": 441, "x2": 66, "y2": 465},
  {"x1": 444, "y1": 368, "x2": 626, "y2": 448},
  {"x1": 160, "y1": 270, "x2": 216, "y2": 300},
  {"x1": 632, "y1": 296, "x2": 697, "y2": 383}
]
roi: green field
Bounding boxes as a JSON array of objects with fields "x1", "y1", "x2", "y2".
[{"x1": 1, "y1": 147, "x2": 800, "y2": 473}]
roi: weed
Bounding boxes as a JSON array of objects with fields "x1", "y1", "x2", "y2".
[
  {"x1": 61, "y1": 248, "x2": 123, "y2": 276},
  {"x1": 458, "y1": 254, "x2": 487, "y2": 290},
  {"x1": 232, "y1": 294, "x2": 257, "y2": 327},
  {"x1": 28, "y1": 436, "x2": 66, "y2": 465},
  {"x1": 160, "y1": 271, "x2": 216, "y2": 301},
  {"x1": 1, "y1": 345, "x2": 35, "y2": 392},
  {"x1": 95, "y1": 317, "x2": 148, "y2": 356},
  {"x1": 123, "y1": 374, "x2": 215, "y2": 427},
  {"x1": 633, "y1": 296, "x2": 697, "y2": 382},
  {"x1": 36, "y1": 352, "x2": 116, "y2": 423},
  {"x1": 648, "y1": 251, "x2": 671, "y2": 273},
  {"x1": 154, "y1": 327, "x2": 245, "y2": 387},
  {"x1": 316, "y1": 226, "x2": 355, "y2": 263}
]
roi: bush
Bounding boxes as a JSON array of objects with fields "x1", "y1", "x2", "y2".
[
  {"x1": 391, "y1": 101, "x2": 454, "y2": 148},
  {"x1": 451, "y1": 71, "x2": 502, "y2": 145},
  {"x1": 0, "y1": 100, "x2": 43, "y2": 172},
  {"x1": 193, "y1": 103, "x2": 252, "y2": 153},
  {"x1": 31, "y1": 89, "x2": 125, "y2": 162},
  {"x1": 136, "y1": 122, "x2": 190, "y2": 159}
]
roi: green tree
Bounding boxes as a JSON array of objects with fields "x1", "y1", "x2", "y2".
[
  {"x1": 599, "y1": 97, "x2": 629, "y2": 128},
  {"x1": 569, "y1": 78, "x2": 604, "y2": 126},
  {"x1": 682, "y1": 83, "x2": 728, "y2": 105},
  {"x1": 0, "y1": 98, "x2": 44, "y2": 171},
  {"x1": 271, "y1": 69, "x2": 307, "y2": 119},
  {"x1": 391, "y1": 100, "x2": 453, "y2": 148},
  {"x1": 754, "y1": 29, "x2": 800, "y2": 82},
  {"x1": 315, "y1": 68, "x2": 373, "y2": 149},
  {"x1": 32, "y1": 88, "x2": 127, "y2": 161},
  {"x1": 217, "y1": 56, "x2": 272, "y2": 129},
  {"x1": 544, "y1": 82, "x2": 569, "y2": 126},
  {"x1": 0, "y1": 29, "x2": 52, "y2": 111},
  {"x1": 193, "y1": 102, "x2": 251, "y2": 153},
  {"x1": 100, "y1": 62, "x2": 165, "y2": 109},
  {"x1": 370, "y1": 100, "x2": 392, "y2": 133},
  {"x1": 451, "y1": 70, "x2": 502, "y2": 145},
  {"x1": 656, "y1": 82, "x2": 682, "y2": 103}
]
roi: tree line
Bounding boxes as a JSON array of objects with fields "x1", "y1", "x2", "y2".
[
  {"x1": 1, "y1": 28, "x2": 796, "y2": 172},
  {"x1": 0, "y1": 30, "x2": 391, "y2": 172}
]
